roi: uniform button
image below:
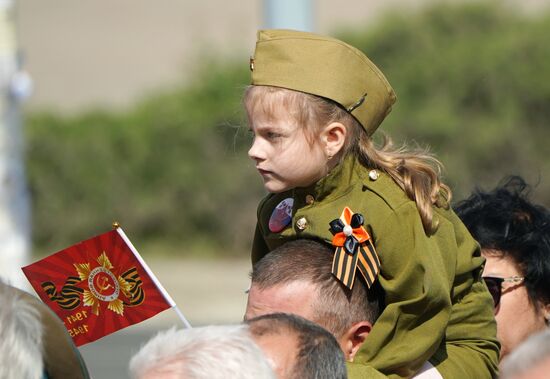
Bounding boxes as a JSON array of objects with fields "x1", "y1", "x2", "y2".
[
  {"x1": 296, "y1": 217, "x2": 308, "y2": 230},
  {"x1": 305, "y1": 195, "x2": 315, "y2": 205},
  {"x1": 368, "y1": 169, "x2": 379, "y2": 181}
]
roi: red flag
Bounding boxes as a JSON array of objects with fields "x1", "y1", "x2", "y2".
[{"x1": 22, "y1": 228, "x2": 174, "y2": 346}]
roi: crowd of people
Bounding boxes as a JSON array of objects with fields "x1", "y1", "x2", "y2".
[{"x1": 1, "y1": 29, "x2": 550, "y2": 378}]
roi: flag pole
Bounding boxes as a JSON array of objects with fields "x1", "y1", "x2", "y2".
[
  {"x1": 173, "y1": 305, "x2": 192, "y2": 329},
  {"x1": 113, "y1": 222, "x2": 192, "y2": 329}
]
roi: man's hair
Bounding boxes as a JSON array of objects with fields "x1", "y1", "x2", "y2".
[
  {"x1": 454, "y1": 175, "x2": 550, "y2": 310},
  {"x1": 129, "y1": 325, "x2": 275, "y2": 379},
  {"x1": 248, "y1": 313, "x2": 347, "y2": 379},
  {"x1": 0, "y1": 280, "x2": 44, "y2": 379},
  {"x1": 250, "y1": 239, "x2": 381, "y2": 337},
  {"x1": 0, "y1": 279, "x2": 90, "y2": 379},
  {"x1": 500, "y1": 329, "x2": 550, "y2": 379}
]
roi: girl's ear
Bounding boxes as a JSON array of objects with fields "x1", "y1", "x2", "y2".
[{"x1": 320, "y1": 122, "x2": 347, "y2": 159}]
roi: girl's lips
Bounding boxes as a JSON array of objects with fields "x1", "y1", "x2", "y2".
[{"x1": 257, "y1": 168, "x2": 271, "y2": 175}]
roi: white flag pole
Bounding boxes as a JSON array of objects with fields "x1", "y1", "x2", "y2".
[
  {"x1": 173, "y1": 306, "x2": 192, "y2": 329},
  {"x1": 114, "y1": 224, "x2": 192, "y2": 329}
]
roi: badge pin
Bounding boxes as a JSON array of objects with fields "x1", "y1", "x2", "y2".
[
  {"x1": 268, "y1": 198, "x2": 294, "y2": 233},
  {"x1": 368, "y1": 170, "x2": 379, "y2": 181}
]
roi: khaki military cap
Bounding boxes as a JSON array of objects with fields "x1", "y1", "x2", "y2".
[{"x1": 250, "y1": 29, "x2": 397, "y2": 135}]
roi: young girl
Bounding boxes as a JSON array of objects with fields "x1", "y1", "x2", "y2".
[{"x1": 245, "y1": 30, "x2": 499, "y2": 378}]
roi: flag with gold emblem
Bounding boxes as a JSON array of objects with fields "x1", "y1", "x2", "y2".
[{"x1": 22, "y1": 227, "x2": 175, "y2": 346}]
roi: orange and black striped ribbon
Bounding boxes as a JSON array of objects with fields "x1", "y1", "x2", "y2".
[
  {"x1": 42, "y1": 276, "x2": 83, "y2": 310},
  {"x1": 331, "y1": 238, "x2": 380, "y2": 290},
  {"x1": 121, "y1": 267, "x2": 145, "y2": 306}
]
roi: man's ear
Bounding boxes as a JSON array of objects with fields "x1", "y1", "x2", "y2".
[
  {"x1": 320, "y1": 122, "x2": 347, "y2": 159},
  {"x1": 339, "y1": 321, "x2": 372, "y2": 362},
  {"x1": 543, "y1": 302, "x2": 550, "y2": 325}
]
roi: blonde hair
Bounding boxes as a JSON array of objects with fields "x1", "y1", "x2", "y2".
[{"x1": 244, "y1": 85, "x2": 451, "y2": 234}]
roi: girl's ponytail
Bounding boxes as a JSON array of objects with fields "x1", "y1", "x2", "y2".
[{"x1": 353, "y1": 132, "x2": 451, "y2": 235}]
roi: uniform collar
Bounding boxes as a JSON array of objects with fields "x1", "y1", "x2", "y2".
[{"x1": 293, "y1": 155, "x2": 364, "y2": 203}]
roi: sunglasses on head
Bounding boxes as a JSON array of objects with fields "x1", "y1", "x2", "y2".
[{"x1": 483, "y1": 275, "x2": 525, "y2": 308}]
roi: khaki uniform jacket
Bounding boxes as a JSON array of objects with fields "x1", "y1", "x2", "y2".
[{"x1": 252, "y1": 156, "x2": 499, "y2": 379}]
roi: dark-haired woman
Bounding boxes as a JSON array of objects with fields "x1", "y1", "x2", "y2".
[{"x1": 455, "y1": 176, "x2": 550, "y2": 361}]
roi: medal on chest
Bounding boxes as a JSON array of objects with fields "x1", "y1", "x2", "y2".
[{"x1": 268, "y1": 198, "x2": 294, "y2": 233}]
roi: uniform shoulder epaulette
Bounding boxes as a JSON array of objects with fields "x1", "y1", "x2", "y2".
[{"x1": 359, "y1": 169, "x2": 409, "y2": 211}]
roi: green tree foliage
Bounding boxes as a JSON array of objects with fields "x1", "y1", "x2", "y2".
[
  {"x1": 25, "y1": 2, "x2": 550, "y2": 256},
  {"x1": 26, "y1": 64, "x2": 261, "y2": 255},
  {"x1": 338, "y1": 2, "x2": 550, "y2": 201}
]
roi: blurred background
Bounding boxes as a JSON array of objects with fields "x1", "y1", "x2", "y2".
[{"x1": 1, "y1": 0, "x2": 549, "y2": 377}]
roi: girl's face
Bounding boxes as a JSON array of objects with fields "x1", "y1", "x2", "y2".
[
  {"x1": 248, "y1": 107, "x2": 329, "y2": 193},
  {"x1": 482, "y1": 251, "x2": 549, "y2": 360}
]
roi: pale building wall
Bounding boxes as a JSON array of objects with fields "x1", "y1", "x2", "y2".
[{"x1": 15, "y1": 0, "x2": 549, "y2": 113}]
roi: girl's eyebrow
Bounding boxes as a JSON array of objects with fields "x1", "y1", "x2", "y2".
[{"x1": 251, "y1": 123, "x2": 283, "y2": 132}]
